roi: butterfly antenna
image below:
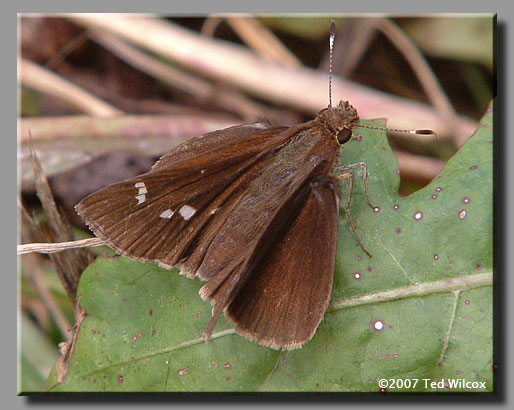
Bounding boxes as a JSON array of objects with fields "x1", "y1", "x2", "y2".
[
  {"x1": 328, "y1": 20, "x2": 336, "y2": 108},
  {"x1": 356, "y1": 123, "x2": 438, "y2": 138}
]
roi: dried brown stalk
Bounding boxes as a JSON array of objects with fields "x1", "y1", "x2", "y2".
[
  {"x1": 19, "y1": 57, "x2": 122, "y2": 117},
  {"x1": 19, "y1": 114, "x2": 238, "y2": 185},
  {"x1": 226, "y1": 16, "x2": 301, "y2": 67},
  {"x1": 18, "y1": 237, "x2": 105, "y2": 255},
  {"x1": 374, "y1": 17, "x2": 460, "y2": 142},
  {"x1": 67, "y1": 15, "x2": 477, "y2": 139},
  {"x1": 19, "y1": 202, "x2": 73, "y2": 338},
  {"x1": 201, "y1": 16, "x2": 224, "y2": 37},
  {"x1": 87, "y1": 29, "x2": 273, "y2": 120},
  {"x1": 28, "y1": 140, "x2": 93, "y2": 301}
]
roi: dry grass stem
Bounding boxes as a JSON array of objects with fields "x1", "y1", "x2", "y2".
[
  {"x1": 88, "y1": 29, "x2": 270, "y2": 120},
  {"x1": 375, "y1": 18, "x2": 460, "y2": 141},
  {"x1": 68, "y1": 15, "x2": 477, "y2": 139},
  {"x1": 22, "y1": 255, "x2": 73, "y2": 338},
  {"x1": 28, "y1": 141, "x2": 93, "y2": 300},
  {"x1": 18, "y1": 237, "x2": 105, "y2": 255},
  {"x1": 201, "y1": 16, "x2": 224, "y2": 37},
  {"x1": 19, "y1": 202, "x2": 73, "y2": 338},
  {"x1": 19, "y1": 57, "x2": 122, "y2": 117},
  {"x1": 226, "y1": 16, "x2": 301, "y2": 67}
]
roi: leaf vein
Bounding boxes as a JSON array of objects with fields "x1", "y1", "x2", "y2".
[
  {"x1": 259, "y1": 351, "x2": 282, "y2": 391},
  {"x1": 437, "y1": 290, "x2": 460, "y2": 367},
  {"x1": 328, "y1": 271, "x2": 491, "y2": 312},
  {"x1": 375, "y1": 240, "x2": 416, "y2": 284},
  {"x1": 66, "y1": 328, "x2": 236, "y2": 381}
]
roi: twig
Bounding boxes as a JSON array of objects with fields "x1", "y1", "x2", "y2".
[
  {"x1": 22, "y1": 255, "x2": 73, "y2": 339},
  {"x1": 27, "y1": 139, "x2": 93, "y2": 301},
  {"x1": 19, "y1": 57, "x2": 122, "y2": 117},
  {"x1": 374, "y1": 18, "x2": 460, "y2": 140},
  {"x1": 87, "y1": 29, "x2": 269, "y2": 120},
  {"x1": 44, "y1": 31, "x2": 91, "y2": 71},
  {"x1": 19, "y1": 114, "x2": 236, "y2": 145},
  {"x1": 19, "y1": 200, "x2": 73, "y2": 338},
  {"x1": 226, "y1": 16, "x2": 301, "y2": 67},
  {"x1": 201, "y1": 16, "x2": 224, "y2": 37},
  {"x1": 88, "y1": 29, "x2": 210, "y2": 97},
  {"x1": 68, "y1": 15, "x2": 477, "y2": 139},
  {"x1": 18, "y1": 114, "x2": 238, "y2": 185},
  {"x1": 18, "y1": 237, "x2": 105, "y2": 255}
]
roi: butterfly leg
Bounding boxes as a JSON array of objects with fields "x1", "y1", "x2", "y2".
[
  {"x1": 334, "y1": 162, "x2": 374, "y2": 257},
  {"x1": 334, "y1": 161, "x2": 376, "y2": 210}
]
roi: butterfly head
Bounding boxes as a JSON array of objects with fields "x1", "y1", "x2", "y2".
[{"x1": 317, "y1": 100, "x2": 360, "y2": 145}]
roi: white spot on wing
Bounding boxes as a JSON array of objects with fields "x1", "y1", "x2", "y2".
[
  {"x1": 135, "y1": 182, "x2": 147, "y2": 204},
  {"x1": 179, "y1": 205, "x2": 196, "y2": 220},
  {"x1": 160, "y1": 209, "x2": 174, "y2": 219}
]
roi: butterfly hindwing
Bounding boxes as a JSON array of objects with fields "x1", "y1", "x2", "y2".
[{"x1": 225, "y1": 178, "x2": 339, "y2": 349}]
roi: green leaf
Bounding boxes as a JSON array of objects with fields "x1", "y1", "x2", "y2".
[{"x1": 45, "y1": 107, "x2": 493, "y2": 392}]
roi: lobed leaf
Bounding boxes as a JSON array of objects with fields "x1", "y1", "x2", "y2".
[{"x1": 44, "y1": 107, "x2": 493, "y2": 392}]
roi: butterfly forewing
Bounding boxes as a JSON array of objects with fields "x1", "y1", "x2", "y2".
[
  {"x1": 150, "y1": 123, "x2": 286, "y2": 172},
  {"x1": 76, "y1": 124, "x2": 292, "y2": 269}
]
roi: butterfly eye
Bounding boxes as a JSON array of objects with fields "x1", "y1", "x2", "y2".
[{"x1": 336, "y1": 128, "x2": 352, "y2": 144}]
